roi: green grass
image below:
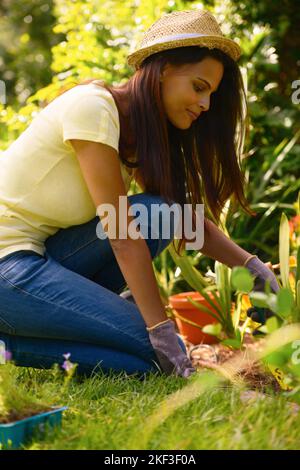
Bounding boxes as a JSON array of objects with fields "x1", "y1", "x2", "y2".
[{"x1": 2, "y1": 363, "x2": 299, "y2": 450}]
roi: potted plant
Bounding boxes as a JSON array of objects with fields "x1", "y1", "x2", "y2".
[
  {"x1": 166, "y1": 241, "x2": 254, "y2": 348},
  {"x1": 0, "y1": 347, "x2": 71, "y2": 449},
  {"x1": 168, "y1": 290, "x2": 221, "y2": 345}
]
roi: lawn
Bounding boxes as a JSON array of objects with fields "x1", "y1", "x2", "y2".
[{"x1": 4, "y1": 363, "x2": 300, "y2": 450}]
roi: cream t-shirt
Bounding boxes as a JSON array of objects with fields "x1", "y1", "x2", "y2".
[{"x1": 0, "y1": 81, "x2": 135, "y2": 259}]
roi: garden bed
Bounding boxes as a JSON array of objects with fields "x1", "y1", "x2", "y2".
[{"x1": 184, "y1": 333, "x2": 283, "y2": 393}]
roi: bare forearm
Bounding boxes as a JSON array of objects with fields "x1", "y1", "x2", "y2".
[
  {"x1": 201, "y1": 218, "x2": 251, "y2": 268},
  {"x1": 111, "y1": 237, "x2": 167, "y2": 328}
]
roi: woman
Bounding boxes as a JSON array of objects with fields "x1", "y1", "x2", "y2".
[{"x1": 0, "y1": 9, "x2": 278, "y2": 378}]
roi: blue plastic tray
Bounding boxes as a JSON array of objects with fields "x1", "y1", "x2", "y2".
[{"x1": 0, "y1": 406, "x2": 68, "y2": 449}]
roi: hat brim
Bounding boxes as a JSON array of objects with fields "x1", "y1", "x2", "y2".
[{"x1": 127, "y1": 35, "x2": 241, "y2": 69}]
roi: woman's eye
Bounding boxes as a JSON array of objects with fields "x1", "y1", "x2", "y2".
[{"x1": 193, "y1": 85, "x2": 204, "y2": 93}]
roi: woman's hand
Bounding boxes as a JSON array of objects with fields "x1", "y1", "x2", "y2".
[
  {"x1": 244, "y1": 256, "x2": 280, "y2": 324},
  {"x1": 147, "y1": 320, "x2": 196, "y2": 378}
]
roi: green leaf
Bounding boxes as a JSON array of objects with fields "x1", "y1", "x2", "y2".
[
  {"x1": 186, "y1": 296, "x2": 224, "y2": 323},
  {"x1": 249, "y1": 291, "x2": 270, "y2": 308},
  {"x1": 265, "y1": 316, "x2": 279, "y2": 333},
  {"x1": 232, "y1": 292, "x2": 242, "y2": 330},
  {"x1": 276, "y1": 288, "x2": 295, "y2": 317},
  {"x1": 202, "y1": 323, "x2": 222, "y2": 336},
  {"x1": 255, "y1": 129, "x2": 300, "y2": 201},
  {"x1": 167, "y1": 243, "x2": 209, "y2": 291},
  {"x1": 297, "y1": 280, "x2": 300, "y2": 310},
  {"x1": 264, "y1": 351, "x2": 288, "y2": 366},
  {"x1": 279, "y1": 212, "x2": 291, "y2": 289},
  {"x1": 288, "y1": 363, "x2": 300, "y2": 378},
  {"x1": 264, "y1": 343, "x2": 298, "y2": 373},
  {"x1": 258, "y1": 325, "x2": 268, "y2": 334},
  {"x1": 235, "y1": 328, "x2": 242, "y2": 342},
  {"x1": 221, "y1": 339, "x2": 242, "y2": 349},
  {"x1": 231, "y1": 267, "x2": 254, "y2": 293},
  {"x1": 249, "y1": 292, "x2": 278, "y2": 314},
  {"x1": 296, "y1": 246, "x2": 300, "y2": 286}
]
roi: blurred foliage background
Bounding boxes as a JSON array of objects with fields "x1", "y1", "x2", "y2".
[{"x1": 0, "y1": 0, "x2": 299, "y2": 294}]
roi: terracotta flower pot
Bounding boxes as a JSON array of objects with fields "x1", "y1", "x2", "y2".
[{"x1": 168, "y1": 291, "x2": 220, "y2": 345}]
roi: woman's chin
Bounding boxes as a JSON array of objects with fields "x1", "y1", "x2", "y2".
[
  {"x1": 168, "y1": 118, "x2": 192, "y2": 130},
  {"x1": 176, "y1": 123, "x2": 193, "y2": 130}
]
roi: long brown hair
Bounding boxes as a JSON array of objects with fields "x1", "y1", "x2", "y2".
[{"x1": 63, "y1": 46, "x2": 255, "y2": 255}]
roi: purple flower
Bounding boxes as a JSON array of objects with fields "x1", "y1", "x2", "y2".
[
  {"x1": 61, "y1": 352, "x2": 75, "y2": 372},
  {"x1": 0, "y1": 349, "x2": 12, "y2": 362},
  {"x1": 62, "y1": 360, "x2": 74, "y2": 372},
  {"x1": 5, "y1": 350, "x2": 12, "y2": 361}
]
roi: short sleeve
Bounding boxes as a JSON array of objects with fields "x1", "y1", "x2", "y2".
[{"x1": 61, "y1": 87, "x2": 120, "y2": 152}]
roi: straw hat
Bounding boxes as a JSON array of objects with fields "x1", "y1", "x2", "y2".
[{"x1": 127, "y1": 9, "x2": 241, "y2": 70}]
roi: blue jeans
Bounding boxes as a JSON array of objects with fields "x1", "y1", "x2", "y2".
[{"x1": 0, "y1": 193, "x2": 185, "y2": 377}]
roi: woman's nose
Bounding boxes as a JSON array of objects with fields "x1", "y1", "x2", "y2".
[{"x1": 198, "y1": 96, "x2": 210, "y2": 112}]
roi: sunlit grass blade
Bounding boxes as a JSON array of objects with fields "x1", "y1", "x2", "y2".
[{"x1": 128, "y1": 371, "x2": 224, "y2": 449}]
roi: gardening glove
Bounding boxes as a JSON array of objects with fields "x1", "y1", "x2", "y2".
[
  {"x1": 244, "y1": 255, "x2": 280, "y2": 324},
  {"x1": 147, "y1": 319, "x2": 196, "y2": 378}
]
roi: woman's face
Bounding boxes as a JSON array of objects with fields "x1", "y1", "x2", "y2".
[{"x1": 160, "y1": 56, "x2": 224, "y2": 129}]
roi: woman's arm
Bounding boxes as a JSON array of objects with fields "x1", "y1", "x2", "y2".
[
  {"x1": 69, "y1": 139, "x2": 167, "y2": 328},
  {"x1": 109, "y1": 237, "x2": 168, "y2": 327},
  {"x1": 201, "y1": 218, "x2": 252, "y2": 268},
  {"x1": 132, "y1": 172, "x2": 251, "y2": 264}
]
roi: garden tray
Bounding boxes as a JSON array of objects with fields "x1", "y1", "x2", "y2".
[{"x1": 0, "y1": 406, "x2": 68, "y2": 449}]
